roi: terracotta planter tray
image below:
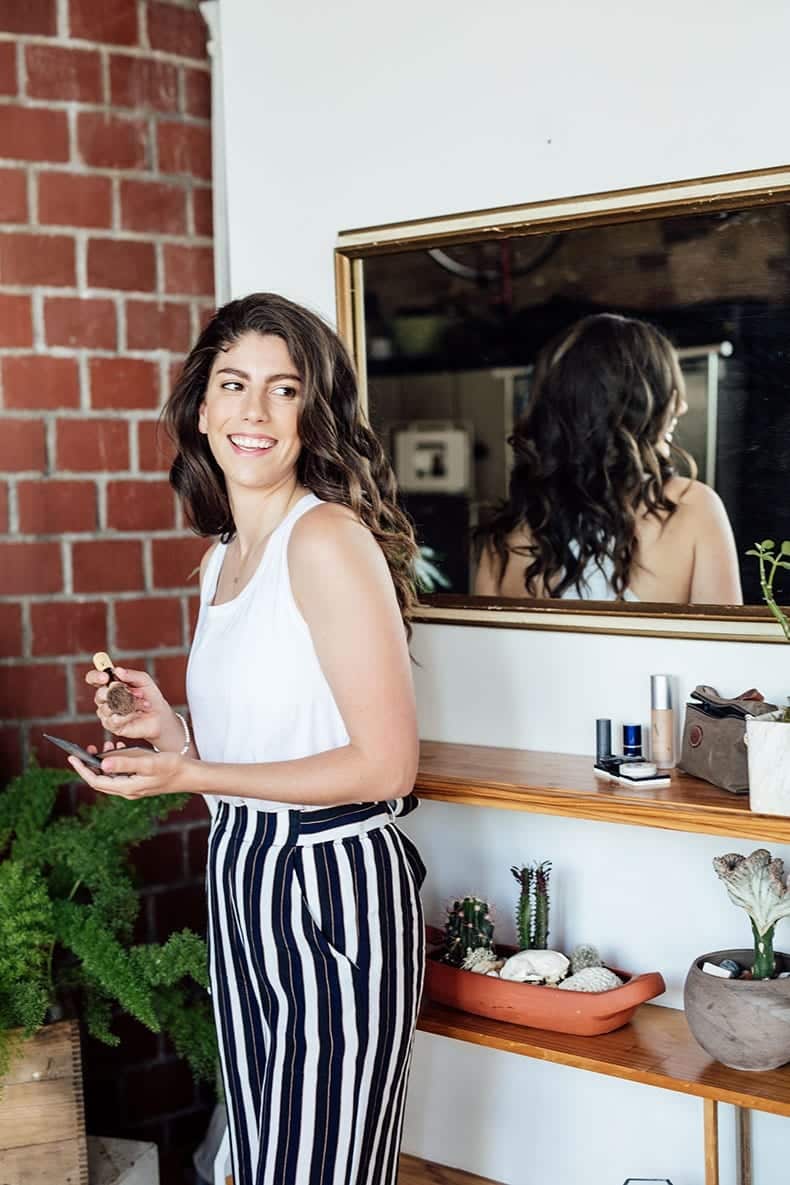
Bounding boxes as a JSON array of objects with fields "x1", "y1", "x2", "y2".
[{"x1": 424, "y1": 930, "x2": 665, "y2": 1036}]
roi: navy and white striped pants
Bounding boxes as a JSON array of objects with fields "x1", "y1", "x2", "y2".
[{"x1": 206, "y1": 795, "x2": 426, "y2": 1185}]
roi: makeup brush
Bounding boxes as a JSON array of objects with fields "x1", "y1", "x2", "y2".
[{"x1": 93, "y1": 652, "x2": 136, "y2": 717}]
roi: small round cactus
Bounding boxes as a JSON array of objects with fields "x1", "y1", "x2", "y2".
[
  {"x1": 558, "y1": 966, "x2": 623, "y2": 992},
  {"x1": 461, "y1": 947, "x2": 502, "y2": 975},
  {"x1": 569, "y1": 943, "x2": 603, "y2": 974}
]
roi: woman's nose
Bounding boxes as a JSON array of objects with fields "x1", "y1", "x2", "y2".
[{"x1": 242, "y1": 389, "x2": 270, "y2": 421}]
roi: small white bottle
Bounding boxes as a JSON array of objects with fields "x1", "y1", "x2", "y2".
[{"x1": 650, "y1": 674, "x2": 675, "y2": 769}]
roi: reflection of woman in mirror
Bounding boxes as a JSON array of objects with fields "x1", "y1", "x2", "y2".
[{"x1": 474, "y1": 313, "x2": 743, "y2": 604}]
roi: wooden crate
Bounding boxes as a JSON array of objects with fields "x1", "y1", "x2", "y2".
[{"x1": 0, "y1": 1019, "x2": 89, "y2": 1185}]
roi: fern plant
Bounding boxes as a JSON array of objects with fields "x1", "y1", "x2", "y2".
[{"x1": 0, "y1": 759, "x2": 216, "y2": 1085}]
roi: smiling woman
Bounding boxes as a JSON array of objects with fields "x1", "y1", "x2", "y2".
[
  {"x1": 69, "y1": 293, "x2": 428, "y2": 1185},
  {"x1": 473, "y1": 313, "x2": 743, "y2": 605}
]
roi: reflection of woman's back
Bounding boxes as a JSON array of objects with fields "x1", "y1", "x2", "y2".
[{"x1": 474, "y1": 314, "x2": 743, "y2": 605}]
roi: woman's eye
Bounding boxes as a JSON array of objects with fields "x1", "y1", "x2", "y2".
[
  {"x1": 272, "y1": 385, "x2": 298, "y2": 398},
  {"x1": 220, "y1": 381, "x2": 243, "y2": 391}
]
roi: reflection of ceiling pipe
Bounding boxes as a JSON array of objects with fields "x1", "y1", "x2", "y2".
[
  {"x1": 676, "y1": 341, "x2": 733, "y2": 359},
  {"x1": 426, "y1": 236, "x2": 562, "y2": 282}
]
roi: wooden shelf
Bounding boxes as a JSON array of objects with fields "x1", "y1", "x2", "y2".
[
  {"x1": 415, "y1": 741, "x2": 790, "y2": 843},
  {"x1": 399, "y1": 1154, "x2": 502, "y2": 1184},
  {"x1": 418, "y1": 1000, "x2": 790, "y2": 1118}
]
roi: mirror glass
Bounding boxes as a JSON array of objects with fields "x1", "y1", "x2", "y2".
[{"x1": 362, "y1": 198, "x2": 790, "y2": 606}]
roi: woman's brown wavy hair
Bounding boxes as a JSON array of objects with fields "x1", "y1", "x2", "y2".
[
  {"x1": 477, "y1": 313, "x2": 695, "y2": 598},
  {"x1": 162, "y1": 292, "x2": 419, "y2": 632}
]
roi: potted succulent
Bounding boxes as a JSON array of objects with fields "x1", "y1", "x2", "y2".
[
  {"x1": 684, "y1": 848, "x2": 790, "y2": 1071},
  {"x1": 0, "y1": 760, "x2": 216, "y2": 1182},
  {"x1": 745, "y1": 540, "x2": 790, "y2": 814},
  {"x1": 424, "y1": 862, "x2": 665, "y2": 1036}
]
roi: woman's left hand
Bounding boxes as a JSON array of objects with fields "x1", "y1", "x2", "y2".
[{"x1": 68, "y1": 743, "x2": 192, "y2": 799}]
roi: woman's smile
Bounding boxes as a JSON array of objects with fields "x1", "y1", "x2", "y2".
[{"x1": 228, "y1": 433, "x2": 277, "y2": 455}]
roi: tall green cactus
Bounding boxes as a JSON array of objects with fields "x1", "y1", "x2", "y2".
[
  {"x1": 511, "y1": 864, "x2": 533, "y2": 950},
  {"x1": 441, "y1": 896, "x2": 495, "y2": 967},
  {"x1": 533, "y1": 861, "x2": 551, "y2": 949},
  {"x1": 511, "y1": 860, "x2": 552, "y2": 950}
]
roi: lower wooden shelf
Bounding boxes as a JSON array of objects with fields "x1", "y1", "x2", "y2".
[
  {"x1": 417, "y1": 999, "x2": 790, "y2": 1118},
  {"x1": 399, "y1": 1154, "x2": 502, "y2": 1184},
  {"x1": 229, "y1": 1154, "x2": 502, "y2": 1185}
]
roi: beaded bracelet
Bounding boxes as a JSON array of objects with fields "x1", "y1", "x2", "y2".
[{"x1": 153, "y1": 711, "x2": 191, "y2": 756}]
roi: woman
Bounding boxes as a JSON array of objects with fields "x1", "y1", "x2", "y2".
[
  {"x1": 68, "y1": 293, "x2": 426, "y2": 1185},
  {"x1": 474, "y1": 313, "x2": 743, "y2": 604}
]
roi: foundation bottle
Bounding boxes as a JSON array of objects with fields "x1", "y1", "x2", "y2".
[{"x1": 650, "y1": 674, "x2": 675, "y2": 769}]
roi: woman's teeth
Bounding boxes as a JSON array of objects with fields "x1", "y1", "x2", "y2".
[{"x1": 229, "y1": 435, "x2": 275, "y2": 452}]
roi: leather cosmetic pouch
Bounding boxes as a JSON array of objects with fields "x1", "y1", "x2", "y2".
[{"x1": 678, "y1": 685, "x2": 778, "y2": 794}]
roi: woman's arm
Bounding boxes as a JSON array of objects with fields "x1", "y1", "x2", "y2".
[
  {"x1": 688, "y1": 484, "x2": 743, "y2": 605},
  {"x1": 80, "y1": 507, "x2": 419, "y2": 805}
]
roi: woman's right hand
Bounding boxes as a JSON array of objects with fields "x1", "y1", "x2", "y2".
[{"x1": 86, "y1": 665, "x2": 176, "y2": 748}]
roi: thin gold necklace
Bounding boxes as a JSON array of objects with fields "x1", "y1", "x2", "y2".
[{"x1": 230, "y1": 489, "x2": 301, "y2": 586}]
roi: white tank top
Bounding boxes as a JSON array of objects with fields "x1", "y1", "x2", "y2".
[
  {"x1": 559, "y1": 552, "x2": 639, "y2": 601},
  {"x1": 186, "y1": 492, "x2": 349, "y2": 813}
]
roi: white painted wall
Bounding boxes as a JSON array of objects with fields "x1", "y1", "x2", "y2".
[{"x1": 218, "y1": 2, "x2": 790, "y2": 1180}]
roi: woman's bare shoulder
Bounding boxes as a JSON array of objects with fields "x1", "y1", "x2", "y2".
[
  {"x1": 664, "y1": 476, "x2": 729, "y2": 518},
  {"x1": 289, "y1": 501, "x2": 378, "y2": 569},
  {"x1": 652, "y1": 478, "x2": 733, "y2": 553},
  {"x1": 291, "y1": 501, "x2": 363, "y2": 544},
  {"x1": 288, "y1": 502, "x2": 395, "y2": 618}
]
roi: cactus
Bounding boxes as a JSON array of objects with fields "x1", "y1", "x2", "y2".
[
  {"x1": 511, "y1": 860, "x2": 552, "y2": 950},
  {"x1": 570, "y1": 943, "x2": 602, "y2": 974},
  {"x1": 511, "y1": 865, "x2": 533, "y2": 950},
  {"x1": 441, "y1": 896, "x2": 495, "y2": 967},
  {"x1": 534, "y1": 861, "x2": 551, "y2": 949},
  {"x1": 714, "y1": 848, "x2": 790, "y2": 978},
  {"x1": 558, "y1": 966, "x2": 623, "y2": 992}
]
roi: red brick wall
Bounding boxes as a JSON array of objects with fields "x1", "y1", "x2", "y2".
[{"x1": 0, "y1": 0, "x2": 216, "y2": 1177}]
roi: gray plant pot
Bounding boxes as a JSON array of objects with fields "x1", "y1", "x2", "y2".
[{"x1": 684, "y1": 948, "x2": 790, "y2": 1071}]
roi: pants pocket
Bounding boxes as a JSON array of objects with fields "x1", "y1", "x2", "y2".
[{"x1": 291, "y1": 844, "x2": 361, "y2": 971}]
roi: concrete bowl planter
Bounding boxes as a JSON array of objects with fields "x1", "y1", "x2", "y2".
[
  {"x1": 747, "y1": 714, "x2": 790, "y2": 816},
  {"x1": 684, "y1": 948, "x2": 790, "y2": 1070},
  {"x1": 424, "y1": 938, "x2": 665, "y2": 1036}
]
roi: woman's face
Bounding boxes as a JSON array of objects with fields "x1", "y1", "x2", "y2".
[
  {"x1": 198, "y1": 331, "x2": 303, "y2": 494},
  {"x1": 656, "y1": 382, "x2": 688, "y2": 458}
]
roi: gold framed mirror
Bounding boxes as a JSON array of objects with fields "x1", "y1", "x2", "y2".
[{"x1": 335, "y1": 167, "x2": 790, "y2": 641}]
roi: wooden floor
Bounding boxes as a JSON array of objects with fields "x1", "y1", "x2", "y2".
[{"x1": 399, "y1": 1154, "x2": 503, "y2": 1183}]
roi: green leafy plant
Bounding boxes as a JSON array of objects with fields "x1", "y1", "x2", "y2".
[
  {"x1": 714, "y1": 848, "x2": 790, "y2": 979},
  {"x1": 0, "y1": 760, "x2": 216, "y2": 1085},
  {"x1": 748, "y1": 539, "x2": 790, "y2": 639},
  {"x1": 511, "y1": 860, "x2": 551, "y2": 950}
]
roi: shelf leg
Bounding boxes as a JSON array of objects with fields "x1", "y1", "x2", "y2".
[
  {"x1": 703, "y1": 1098, "x2": 719, "y2": 1185},
  {"x1": 736, "y1": 1106, "x2": 752, "y2": 1185}
]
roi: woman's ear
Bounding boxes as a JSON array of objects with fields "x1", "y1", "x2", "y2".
[{"x1": 198, "y1": 403, "x2": 207, "y2": 434}]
